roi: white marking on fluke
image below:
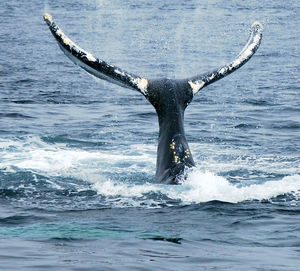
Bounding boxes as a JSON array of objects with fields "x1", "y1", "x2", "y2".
[
  {"x1": 43, "y1": 13, "x2": 52, "y2": 23},
  {"x1": 43, "y1": 13, "x2": 97, "y2": 62},
  {"x1": 188, "y1": 80, "x2": 205, "y2": 95},
  {"x1": 134, "y1": 78, "x2": 149, "y2": 96}
]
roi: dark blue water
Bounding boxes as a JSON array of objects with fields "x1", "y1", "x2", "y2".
[{"x1": 1, "y1": 0, "x2": 300, "y2": 270}]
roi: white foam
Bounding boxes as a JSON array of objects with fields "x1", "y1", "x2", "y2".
[
  {"x1": 1, "y1": 137, "x2": 299, "y2": 207},
  {"x1": 93, "y1": 180, "x2": 158, "y2": 198},
  {"x1": 171, "y1": 170, "x2": 300, "y2": 204},
  {"x1": 91, "y1": 170, "x2": 300, "y2": 205},
  {"x1": 0, "y1": 137, "x2": 154, "y2": 174}
]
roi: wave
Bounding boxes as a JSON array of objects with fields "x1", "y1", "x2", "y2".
[
  {"x1": 0, "y1": 113, "x2": 36, "y2": 119},
  {"x1": 91, "y1": 171, "x2": 300, "y2": 205},
  {"x1": 0, "y1": 136, "x2": 299, "y2": 208}
]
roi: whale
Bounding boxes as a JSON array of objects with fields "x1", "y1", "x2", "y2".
[{"x1": 43, "y1": 13, "x2": 263, "y2": 184}]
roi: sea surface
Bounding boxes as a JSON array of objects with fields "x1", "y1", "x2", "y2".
[{"x1": 1, "y1": 0, "x2": 300, "y2": 270}]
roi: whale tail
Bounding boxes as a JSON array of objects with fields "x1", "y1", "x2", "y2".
[{"x1": 43, "y1": 14, "x2": 262, "y2": 184}]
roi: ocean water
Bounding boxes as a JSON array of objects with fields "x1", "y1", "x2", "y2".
[{"x1": 1, "y1": 0, "x2": 300, "y2": 270}]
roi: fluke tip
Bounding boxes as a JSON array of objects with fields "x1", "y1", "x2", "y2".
[
  {"x1": 43, "y1": 13, "x2": 53, "y2": 25},
  {"x1": 251, "y1": 21, "x2": 263, "y2": 31}
]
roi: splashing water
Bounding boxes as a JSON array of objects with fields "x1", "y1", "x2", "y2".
[
  {"x1": 91, "y1": 170, "x2": 300, "y2": 205},
  {"x1": 1, "y1": 137, "x2": 299, "y2": 208}
]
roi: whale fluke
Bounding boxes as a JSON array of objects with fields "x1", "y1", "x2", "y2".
[
  {"x1": 43, "y1": 13, "x2": 149, "y2": 97},
  {"x1": 186, "y1": 22, "x2": 263, "y2": 95}
]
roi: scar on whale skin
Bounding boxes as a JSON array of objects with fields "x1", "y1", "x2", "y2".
[{"x1": 43, "y1": 13, "x2": 263, "y2": 184}]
